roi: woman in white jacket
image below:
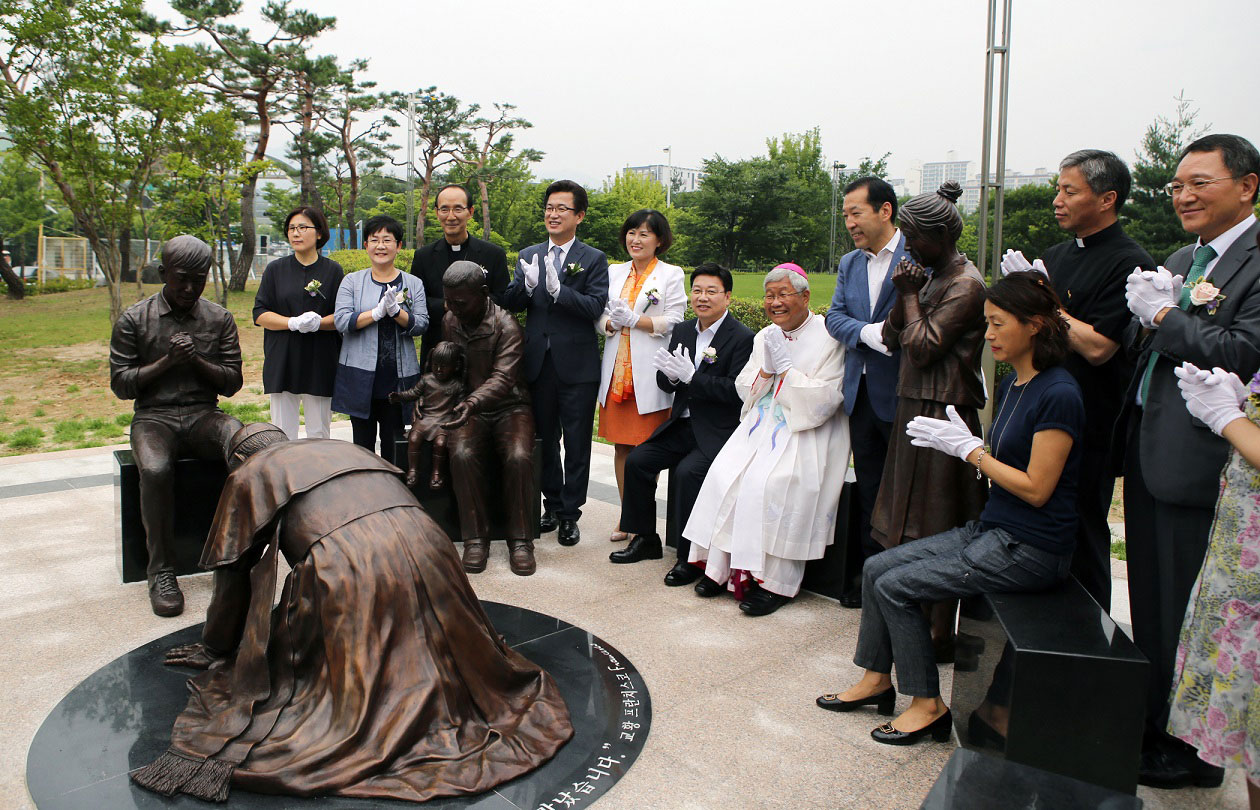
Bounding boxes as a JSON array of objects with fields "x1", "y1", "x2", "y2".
[{"x1": 597, "y1": 209, "x2": 687, "y2": 542}]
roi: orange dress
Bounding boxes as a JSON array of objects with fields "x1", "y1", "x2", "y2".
[{"x1": 598, "y1": 261, "x2": 670, "y2": 445}]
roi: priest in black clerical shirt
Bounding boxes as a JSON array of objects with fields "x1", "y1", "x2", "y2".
[
  {"x1": 1000, "y1": 149, "x2": 1154, "y2": 612},
  {"x1": 410, "y1": 184, "x2": 510, "y2": 362}
]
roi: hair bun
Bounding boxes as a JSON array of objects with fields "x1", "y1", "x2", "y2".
[{"x1": 937, "y1": 181, "x2": 964, "y2": 204}]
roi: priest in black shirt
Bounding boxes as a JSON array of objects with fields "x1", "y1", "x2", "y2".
[
  {"x1": 410, "y1": 184, "x2": 510, "y2": 362},
  {"x1": 1001, "y1": 149, "x2": 1154, "y2": 611}
]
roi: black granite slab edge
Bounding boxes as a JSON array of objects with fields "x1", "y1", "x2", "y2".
[
  {"x1": 919, "y1": 747, "x2": 1144, "y2": 810},
  {"x1": 26, "y1": 601, "x2": 651, "y2": 810}
]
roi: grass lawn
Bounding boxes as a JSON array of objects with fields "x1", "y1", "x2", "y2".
[{"x1": 730, "y1": 271, "x2": 838, "y2": 302}]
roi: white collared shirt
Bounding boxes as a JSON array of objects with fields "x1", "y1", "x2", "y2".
[
  {"x1": 1201, "y1": 214, "x2": 1257, "y2": 278},
  {"x1": 681, "y1": 311, "x2": 728, "y2": 418},
  {"x1": 864, "y1": 228, "x2": 901, "y2": 310},
  {"x1": 547, "y1": 235, "x2": 576, "y2": 272}
]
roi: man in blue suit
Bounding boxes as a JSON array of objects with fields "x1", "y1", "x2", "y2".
[
  {"x1": 824, "y1": 177, "x2": 904, "y2": 607},
  {"x1": 501, "y1": 180, "x2": 609, "y2": 546}
]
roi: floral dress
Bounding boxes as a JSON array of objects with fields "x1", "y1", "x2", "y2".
[{"x1": 1169, "y1": 379, "x2": 1260, "y2": 779}]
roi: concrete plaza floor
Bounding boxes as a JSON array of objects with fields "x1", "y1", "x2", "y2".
[{"x1": 0, "y1": 430, "x2": 1248, "y2": 809}]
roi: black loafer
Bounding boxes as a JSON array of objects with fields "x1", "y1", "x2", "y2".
[
  {"x1": 663, "y1": 561, "x2": 702, "y2": 586},
  {"x1": 694, "y1": 577, "x2": 727, "y2": 597},
  {"x1": 1138, "y1": 747, "x2": 1225, "y2": 789},
  {"x1": 609, "y1": 534, "x2": 663, "y2": 564},
  {"x1": 839, "y1": 588, "x2": 863, "y2": 609},
  {"x1": 539, "y1": 510, "x2": 558, "y2": 533},
  {"x1": 816, "y1": 687, "x2": 895, "y2": 716},
  {"x1": 739, "y1": 589, "x2": 791, "y2": 616},
  {"x1": 871, "y1": 710, "x2": 953, "y2": 746},
  {"x1": 557, "y1": 519, "x2": 580, "y2": 546}
]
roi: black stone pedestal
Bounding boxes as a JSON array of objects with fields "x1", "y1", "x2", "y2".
[
  {"x1": 920, "y1": 747, "x2": 1144, "y2": 809},
  {"x1": 950, "y1": 579, "x2": 1148, "y2": 794},
  {"x1": 114, "y1": 450, "x2": 228, "y2": 584},
  {"x1": 391, "y1": 435, "x2": 542, "y2": 544}
]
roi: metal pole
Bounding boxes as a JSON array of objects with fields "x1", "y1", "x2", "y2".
[
  {"x1": 406, "y1": 93, "x2": 416, "y2": 250},
  {"x1": 663, "y1": 146, "x2": 672, "y2": 208},
  {"x1": 990, "y1": 0, "x2": 1014, "y2": 280},
  {"x1": 829, "y1": 161, "x2": 840, "y2": 272},
  {"x1": 977, "y1": 0, "x2": 997, "y2": 282}
]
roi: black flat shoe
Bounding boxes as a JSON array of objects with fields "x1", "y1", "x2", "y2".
[
  {"x1": 816, "y1": 687, "x2": 895, "y2": 716},
  {"x1": 1138, "y1": 747, "x2": 1225, "y2": 789},
  {"x1": 539, "y1": 510, "x2": 558, "y2": 533},
  {"x1": 609, "y1": 534, "x2": 663, "y2": 564},
  {"x1": 839, "y1": 588, "x2": 863, "y2": 609},
  {"x1": 966, "y1": 712, "x2": 1006, "y2": 752},
  {"x1": 557, "y1": 519, "x2": 580, "y2": 546},
  {"x1": 738, "y1": 589, "x2": 791, "y2": 616},
  {"x1": 871, "y1": 710, "x2": 953, "y2": 746},
  {"x1": 694, "y1": 577, "x2": 727, "y2": 598},
  {"x1": 663, "y1": 561, "x2": 702, "y2": 586}
]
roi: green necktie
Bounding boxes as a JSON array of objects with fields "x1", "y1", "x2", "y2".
[{"x1": 1139, "y1": 244, "x2": 1217, "y2": 404}]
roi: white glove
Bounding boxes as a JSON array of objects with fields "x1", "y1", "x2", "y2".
[
  {"x1": 287, "y1": 315, "x2": 304, "y2": 331},
  {"x1": 544, "y1": 250, "x2": 561, "y2": 298},
  {"x1": 905, "y1": 405, "x2": 984, "y2": 461},
  {"x1": 298, "y1": 311, "x2": 322, "y2": 333},
  {"x1": 859, "y1": 322, "x2": 892, "y2": 356},
  {"x1": 608, "y1": 299, "x2": 639, "y2": 330},
  {"x1": 1125, "y1": 266, "x2": 1182, "y2": 328},
  {"x1": 371, "y1": 294, "x2": 389, "y2": 321},
  {"x1": 999, "y1": 250, "x2": 1049, "y2": 278},
  {"x1": 1175, "y1": 362, "x2": 1249, "y2": 435},
  {"x1": 653, "y1": 347, "x2": 680, "y2": 383},
  {"x1": 519, "y1": 255, "x2": 540, "y2": 291},
  {"x1": 386, "y1": 290, "x2": 402, "y2": 318},
  {"x1": 664, "y1": 345, "x2": 695, "y2": 384},
  {"x1": 763, "y1": 328, "x2": 793, "y2": 375}
]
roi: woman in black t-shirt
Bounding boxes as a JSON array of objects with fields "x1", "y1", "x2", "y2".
[
  {"x1": 816, "y1": 272, "x2": 1084, "y2": 747},
  {"x1": 253, "y1": 207, "x2": 344, "y2": 439}
]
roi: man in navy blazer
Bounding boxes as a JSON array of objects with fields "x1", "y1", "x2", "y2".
[
  {"x1": 501, "y1": 180, "x2": 609, "y2": 545},
  {"x1": 824, "y1": 177, "x2": 904, "y2": 606},
  {"x1": 609, "y1": 263, "x2": 756, "y2": 579}
]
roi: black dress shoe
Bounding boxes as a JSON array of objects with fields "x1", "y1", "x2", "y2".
[
  {"x1": 739, "y1": 589, "x2": 791, "y2": 616},
  {"x1": 694, "y1": 577, "x2": 727, "y2": 597},
  {"x1": 839, "y1": 588, "x2": 863, "y2": 609},
  {"x1": 557, "y1": 519, "x2": 580, "y2": 546},
  {"x1": 663, "y1": 561, "x2": 702, "y2": 586},
  {"x1": 871, "y1": 710, "x2": 953, "y2": 746},
  {"x1": 609, "y1": 534, "x2": 662, "y2": 564},
  {"x1": 815, "y1": 687, "x2": 895, "y2": 716},
  {"x1": 539, "y1": 510, "x2": 558, "y2": 533},
  {"x1": 1138, "y1": 747, "x2": 1225, "y2": 789}
]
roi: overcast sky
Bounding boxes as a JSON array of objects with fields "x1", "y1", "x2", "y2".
[{"x1": 150, "y1": 0, "x2": 1260, "y2": 189}]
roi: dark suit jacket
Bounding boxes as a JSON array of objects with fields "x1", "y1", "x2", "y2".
[
  {"x1": 500, "y1": 239, "x2": 609, "y2": 385},
  {"x1": 824, "y1": 239, "x2": 905, "y2": 421},
  {"x1": 409, "y1": 236, "x2": 508, "y2": 360},
  {"x1": 652, "y1": 314, "x2": 755, "y2": 459},
  {"x1": 1120, "y1": 219, "x2": 1260, "y2": 507}
]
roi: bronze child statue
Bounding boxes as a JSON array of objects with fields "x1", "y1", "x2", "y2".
[{"x1": 388, "y1": 341, "x2": 466, "y2": 489}]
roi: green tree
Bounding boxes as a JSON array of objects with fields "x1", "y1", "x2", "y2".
[
  {"x1": 388, "y1": 88, "x2": 479, "y2": 247},
  {"x1": 455, "y1": 103, "x2": 542, "y2": 242},
  {"x1": 765, "y1": 129, "x2": 831, "y2": 271},
  {"x1": 582, "y1": 171, "x2": 669, "y2": 260},
  {"x1": 1126, "y1": 94, "x2": 1205, "y2": 264},
  {"x1": 678, "y1": 155, "x2": 789, "y2": 271},
  {"x1": 0, "y1": 152, "x2": 48, "y2": 298}
]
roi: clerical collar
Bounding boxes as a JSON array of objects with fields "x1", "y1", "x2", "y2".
[
  {"x1": 1073, "y1": 221, "x2": 1123, "y2": 249},
  {"x1": 784, "y1": 312, "x2": 813, "y2": 338},
  {"x1": 444, "y1": 235, "x2": 469, "y2": 252}
]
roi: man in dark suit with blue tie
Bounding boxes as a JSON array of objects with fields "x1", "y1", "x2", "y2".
[
  {"x1": 824, "y1": 177, "x2": 904, "y2": 607},
  {"x1": 1120, "y1": 134, "x2": 1260, "y2": 789},
  {"x1": 501, "y1": 180, "x2": 609, "y2": 546},
  {"x1": 609, "y1": 263, "x2": 755, "y2": 580}
]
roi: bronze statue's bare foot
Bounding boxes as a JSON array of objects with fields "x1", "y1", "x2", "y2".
[{"x1": 164, "y1": 642, "x2": 222, "y2": 670}]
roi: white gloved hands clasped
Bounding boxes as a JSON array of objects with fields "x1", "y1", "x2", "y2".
[
  {"x1": 1000, "y1": 249, "x2": 1049, "y2": 279},
  {"x1": 519, "y1": 255, "x2": 540, "y2": 291},
  {"x1": 762, "y1": 328, "x2": 793, "y2": 375},
  {"x1": 859, "y1": 321, "x2": 892, "y2": 356},
  {"x1": 385, "y1": 290, "x2": 403, "y2": 318},
  {"x1": 607, "y1": 298, "x2": 640, "y2": 330},
  {"x1": 905, "y1": 404, "x2": 984, "y2": 461},
  {"x1": 371, "y1": 293, "x2": 390, "y2": 322},
  {"x1": 1175, "y1": 361, "x2": 1249, "y2": 436},
  {"x1": 544, "y1": 251, "x2": 562, "y2": 298},
  {"x1": 289, "y1": 311, "x2": 321, "y2": 333},
  {"x1": 653, "y1": 345, "x2": 695, "y2": 385},
  {"x1": 1126, "y1": 266, "x2": 1183, "y2": 328}
]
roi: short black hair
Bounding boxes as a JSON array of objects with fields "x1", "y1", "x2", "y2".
[
  {"x1": 362, "y1": 214, "x2": 404, "y2": 244},
  {"x1": 1180, "y1": 134, "x2": 1260, "y2": 204},
  {"x1": 284, "y1": 206, "x2": 331, "y2": 248},
  {"x1": 1059, "y1": 149, "x2": 1132, "y2": 211},
  {"x1": 620, "y1": 209, "x2": 673, "y2": 255},
  {"x1": 544, "y1": 179, "x2": 588, "y2": 214},
  {"x1": 690, "y1": 262, "x2": 733, "y2": 293},
  {"x1": 985, "y1": 271, "x2": 1069, "y2": 371},
  {"x1": 843, "y1": 177, "x2": 898, "y2": 222},
  {"x1": 435, "y1": 184, "x2": 473, "y2": 209},
  {"x1": 427, "y1": 341, "x2": 465, "y2": 376}
]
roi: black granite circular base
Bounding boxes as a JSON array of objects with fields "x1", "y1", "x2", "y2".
[{"x1": 27, "y1": 602, "x2": 650, "y2": 809}]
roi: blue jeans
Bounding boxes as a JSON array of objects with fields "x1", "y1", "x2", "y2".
[{"x1": 853, "y1": 521, "x2": 1071, "y2": 697}]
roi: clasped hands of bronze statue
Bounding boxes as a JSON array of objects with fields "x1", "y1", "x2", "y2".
[
  {"x1": 167, "y1": 332, "x2": 199, "y2": 364},
  {"x1": 891, "y1": 258, "x2": 928, "y2": 294},
  {"x1": 165, "y1": 642, "x2": 226, "y2": 670}
]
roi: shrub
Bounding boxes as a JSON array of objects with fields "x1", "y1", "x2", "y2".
[
  {"x1": 327, "y1": 249, "x2": 415, "y2": 275},
  {"x1": 53, "y1": 420, "x2": 86, "y2": 442}
]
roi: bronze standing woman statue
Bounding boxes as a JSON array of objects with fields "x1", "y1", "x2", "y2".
[{"x1": 871, "y1": 181, "x2": 988, "y2": 660}]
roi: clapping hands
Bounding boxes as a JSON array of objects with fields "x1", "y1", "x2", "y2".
[
  {"x1": 288, "y1": 311, "x2": 321, "y2": 333},
  {"x1": 1000, "y1": 249, "x2": 1048, "y2": 278},
  {"x1": 1125, "y1": 266, "x2": 1183, "y2": 328},
  {"x1": 653, "y1": 345, "x2": 695, "y2": 384},
  {"x1": 519, "y1": 255, "x2": 540, "y2": 289},
  {"x1": 905, "y1": 405, "x2": 984, "y2": 461},
  {"x1": 1174, "y1": 361, "x2": 1249, "y2": 436},
  {"x1": 606, "y1": 298, "x2": 640, "y2": 330}
]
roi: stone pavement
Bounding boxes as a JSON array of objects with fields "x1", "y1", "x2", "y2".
[{"x1": 0, "y1": 429, "x2": 1247, "y2": 809}]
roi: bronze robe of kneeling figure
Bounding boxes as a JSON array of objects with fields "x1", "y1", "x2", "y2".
[{"x1": 131, "y1": 434, "x2": 572, "y2": 803}]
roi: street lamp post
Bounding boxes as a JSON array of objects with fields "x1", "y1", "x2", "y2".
[
  {"x1": 406, "y1": 92, "x2": 416, "y2": 250},
  {"x1": 663, "y1": 146, "x2": 672, "y2": 208},
  {"x1": 829, "y1": 161, "x2": 846, "y2": 273}
]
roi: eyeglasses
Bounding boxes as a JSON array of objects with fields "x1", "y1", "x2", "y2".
[
  {"x1": 1163, "y1": 176, "x2": 1238, "y2": 197},
  {"x1": 544, "y1": 204, "x2": 575, "y2": 215},
  {"x1": 366, "y1": 237, "x2": 397, "y2": 247},
  {"x1": 287, "y1": 224, "x2": 315, "y2": 234},
  {"x1": 437, "y1": 206, "x2": 468, "y2": 215},
  {"x1": 763, "y1": 291, "x2": 802, "y2": 304}
]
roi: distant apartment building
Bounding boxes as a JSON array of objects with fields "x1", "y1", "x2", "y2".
[
  {"x1": 626, "y1": 164, "x2": 707, "y2": 193},
  {"x1": 960, "y1": 168, "x2": 1055, "y2": 212},
  {"x1": 920, "y1": 158, "x2": 976, "y2": 196}
]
